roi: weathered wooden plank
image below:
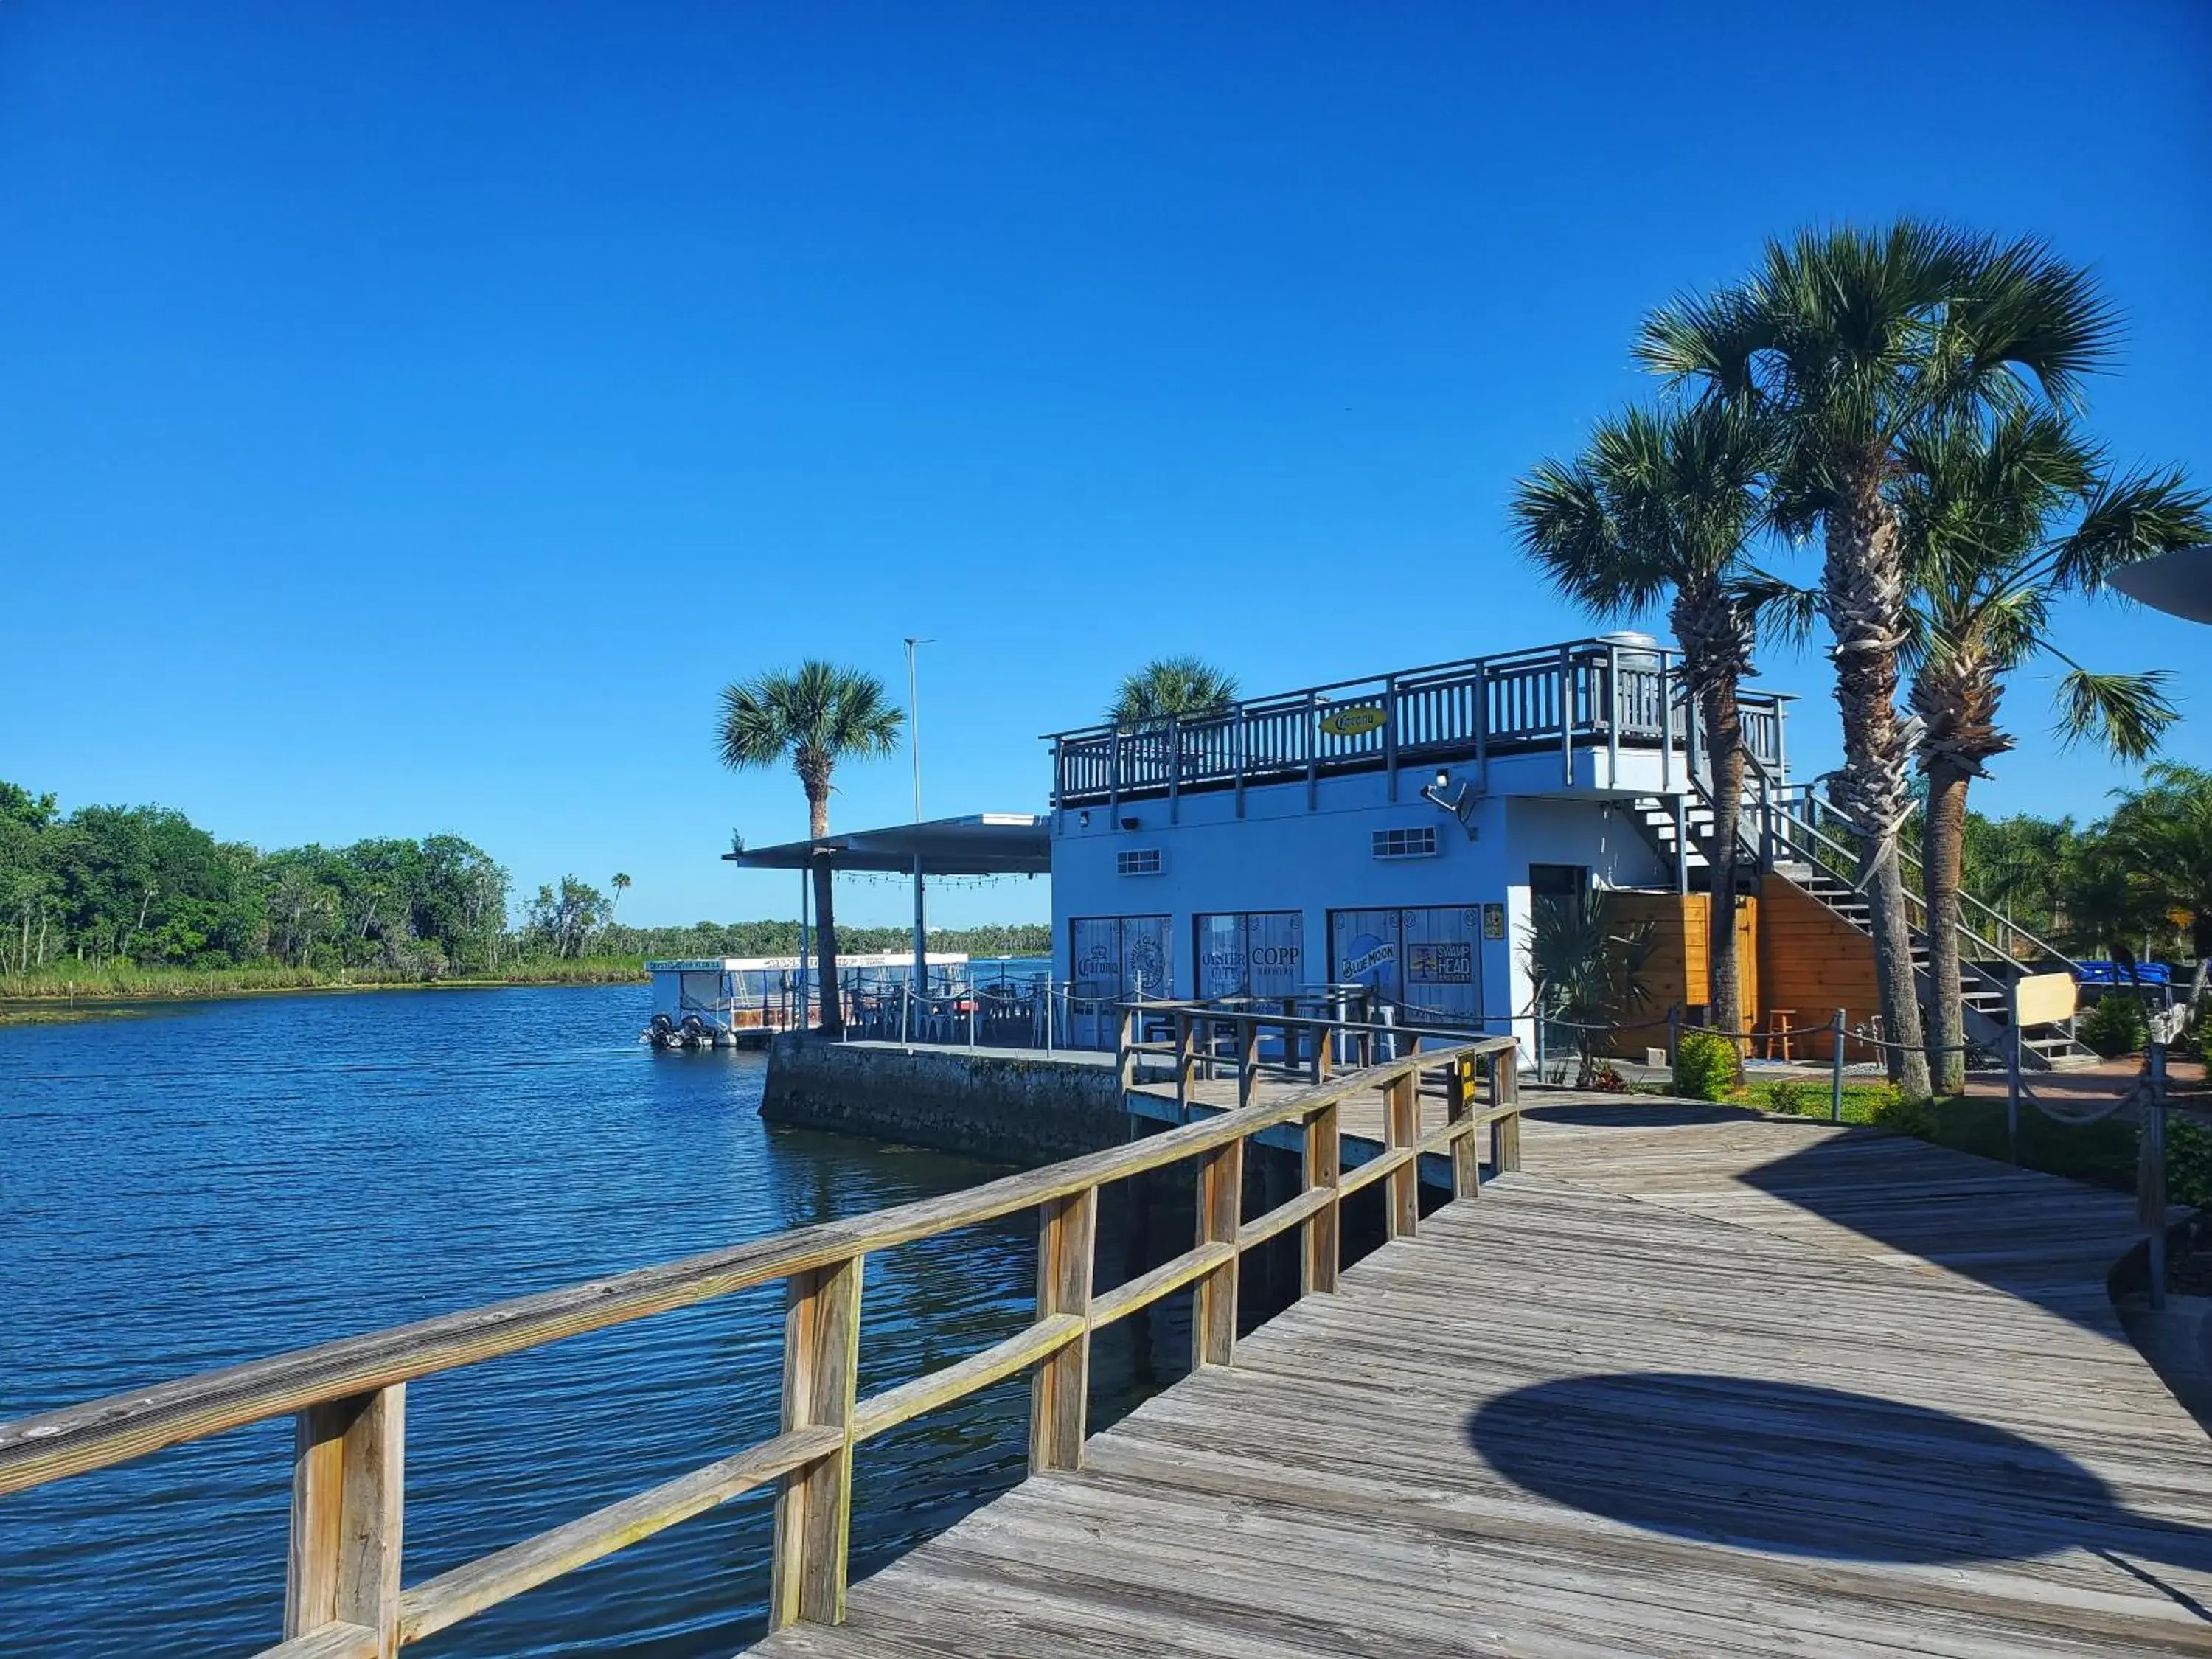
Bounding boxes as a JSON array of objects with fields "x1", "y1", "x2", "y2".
[
  {"x1": 771, "y1": 1256, "x2": 863, "y2": 1629},
  {"x1": 852, "y1": 1315, "x2": 1085, "y2": 1445},
  {"x1": 1029, "y1": 1189, "x2": 1096, "y2": 1474},
  {"x1": 250, "y1": 1622, "x2": 380, "y2": 1659},
  {"x1": 1302, "y1": 1100, "x2": 1340, "y2": 1295},
  {"x1": 399, "y1": 1425, "x2": 841, "y2": 1642},
  {"x1": 1235, "y1": 1184, "x2": 1333, "y2": 1252},
  {"x1": 284, "y1": 1385, "x2": 402, "y2": 1658},
  {"x1": 1192, "y1": 1139, "x2": 1243, "y2": 1368},
  {"x1": 1091, "y1": 1241, "x2": 1234, "y2": 1329}
]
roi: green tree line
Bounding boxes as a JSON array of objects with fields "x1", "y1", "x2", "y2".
[{"x1": 0, "y1": 779, "x2": 1049, "y2": 984}]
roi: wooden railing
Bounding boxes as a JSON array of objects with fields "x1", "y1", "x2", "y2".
[
  {"x1": 0, "y1": 1037, "x2": 1518, "y2": 1659},
  {"x1": 1048, "y1": 635, "x2": 1790, "y2": 807}
]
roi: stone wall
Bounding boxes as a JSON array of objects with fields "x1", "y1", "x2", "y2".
[{"x1": 759, "y1": 1038, "x2": 1132, "y2": 1164}]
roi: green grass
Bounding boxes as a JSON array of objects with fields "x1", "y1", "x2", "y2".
[
  {"x1": 1738, "y1": 1076, "x2": 2140, "y2": 1194},
  {"x1": 0, "y1": 957, "x2": 649, "y2": 1002}
]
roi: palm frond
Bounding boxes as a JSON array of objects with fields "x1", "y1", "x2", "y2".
[
  {"x1": 2053, "y1": 669, "x2": 2177, "y2": 763},
  {"x1": 1110, "y1": 656, "x2": 1239, "y2": 727},
  {"x1": 1728, "y1": 569, "x2": 1820, "y2": 650},
  {"x1": 2053, "y1": 466, "x2": 2212, "y2": 592}
]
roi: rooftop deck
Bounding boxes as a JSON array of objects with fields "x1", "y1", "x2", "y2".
[
  {"x1": 1048, "y1": 636, "x2": 1791, "y2": 808},
  {"x1": 751, "y1": 1100, "x2": 2212, "y2": 1658}
]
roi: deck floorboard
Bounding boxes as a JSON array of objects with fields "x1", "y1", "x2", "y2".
[{"x1": 748, "y1": 1099, "x2": 2212, "y2": 1657}]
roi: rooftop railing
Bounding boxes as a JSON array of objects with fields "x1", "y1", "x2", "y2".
[{"x1": 1047, "y1": 636, "x2": 1788, "y2": 809}]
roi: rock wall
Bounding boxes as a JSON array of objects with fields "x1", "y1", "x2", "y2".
[{"x1": 759, "y1": 1037, "x2": 1132, "y2": 1164}]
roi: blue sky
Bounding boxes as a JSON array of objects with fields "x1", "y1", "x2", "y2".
[{"x1": 4, "y1": 1, "x2": 2207, "y2": 929}]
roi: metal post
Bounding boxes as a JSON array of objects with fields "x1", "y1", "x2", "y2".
[
  {"x1": 796, "y1": 867, "x2": 811, "y2": 1035},
  {"x1": 1666, "y1": 1004, "x2": 1680, "y2": 1068},
  {"x1": 2006, "y1": 1017, "x2": 2023, "y2": 1164},
  {"x1": 1472, "y1": 656, "x2": 1489, "y2": 796},
  {"x1": 1604, "y1": 641, "x2": 1619, "y2": 789},
  {"x1": 1658, "y1": 650, "x2": 1672, "y2": 793},
  {"x1": 1672, "y1": 795, "x2": 1689, "y2": 895},
  {"x1": 1044, "y1": 981, "x2": 1055, "y2": 1055},
  {"x1": 1559, "y1": 644, "x2": 1574, "y2": 786},
  {"x1": 1829, "y1": 1009, "x2": 1846, "y2": 1122},
  {"x1": 1385, "y1": 674, "x2": 1400, "y2": 802},
  {"x1": 905, "y1": 638, "x2": 931, "y2": 1002},
  {"x1": 2146, "y1": 1041, "x2": 2170, "y2": 1310}
]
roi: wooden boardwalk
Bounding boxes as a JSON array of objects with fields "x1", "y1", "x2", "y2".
[{"x1": 753, "y1": 1099, "x2": 2212, "y2": 1658}]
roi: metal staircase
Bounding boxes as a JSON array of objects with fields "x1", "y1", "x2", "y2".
[{"x1": 1629, "y1": 754, "x2": 2095, "y2": 1071}]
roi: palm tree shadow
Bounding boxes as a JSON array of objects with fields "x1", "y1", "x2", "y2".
[{"x1": 1467, "y1": 1373, "x2": 2212, "y2": 1615}]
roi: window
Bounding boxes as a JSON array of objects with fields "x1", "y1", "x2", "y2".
[
  {"x1": 1068, "y1": 914, "x2": 1174, "y2": 1048},
  {"x1": 1116, "y1": 847, "x2": 1164, "y2": 876},
  {"x1": 1194, "y1": 911, "x2": 1305, "y2": 1001},
  {"x1": 1371, "y1": 826, "x2": 1439, "y2": 860},
  {"x1": 1326, "y1": 905, "x2": 1484, "y2": 1026}
]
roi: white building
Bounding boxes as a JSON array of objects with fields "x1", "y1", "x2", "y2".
[{"x1": 1043, "y1": 635, "x2": 1790, "y2": 1053}]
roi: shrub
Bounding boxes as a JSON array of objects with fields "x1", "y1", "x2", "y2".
[
  {"x1": 1585, "y1": 1063, "x2": 1628, "y2": 1093},
  {"x1": 1868, "y1": 1091, "x2": 1935, "y2": 1138},
  {"x1": 2166, "y1": 1115, "x2": 2212, "y2": 1211},
  {"x1": 1672, "y1": 1029, "x2": 1739, "y2": 1102},
  {"x1": 2076, "y1": 994, "x2": 2148, "y2": 1059},
  {"x1": 1761, "y1": 1079, "x2": 1820, "y2": 1117}
]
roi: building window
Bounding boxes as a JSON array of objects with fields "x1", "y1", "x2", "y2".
[
  {"x1": 1371, "y1": 826, "x2": 1439, "y2": 860},
  {"x1": 1194, "y1": 911, "x2": 1304, "y2": 1001},
  {"x1": 1116, "y1": 847, "x2": 1164, "y2": 876},
  {"x1": 1327, "y1": 905, "x2": 1484, "y2": 1026}
]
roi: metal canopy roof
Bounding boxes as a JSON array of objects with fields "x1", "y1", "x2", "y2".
[
  {"x1": 2109, "y1": 544, "x2": 2212, "y2": 625},
  {"x1": 720, "y1": 813, "x2": 1051, "y2": 875}
]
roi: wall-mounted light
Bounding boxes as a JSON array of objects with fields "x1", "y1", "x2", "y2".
[
  {"x1": 1078, "y1": 810, "x2": 1091, "y2": 829},
  {"x1": 1119, "y1": 815, "x2": 1141, "y2": 832},
  {"x1": 1420, "y1": 768, "x2": 1482, "y2": 840}
]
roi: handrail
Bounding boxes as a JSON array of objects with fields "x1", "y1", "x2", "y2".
[{"x1": 0, "y1": 1036, "x2": 1517, "y2": 1658}]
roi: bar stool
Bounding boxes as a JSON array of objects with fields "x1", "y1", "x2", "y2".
[{"x1": 1763, "y1": 1009, "x2": 1797, "y2": 1062}]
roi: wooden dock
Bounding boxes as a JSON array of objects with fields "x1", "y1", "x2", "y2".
[{"x1": 753, "y1": 1099, "x2": 2212, "y2": 1658}]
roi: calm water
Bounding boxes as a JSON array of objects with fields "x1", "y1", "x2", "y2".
[{"x1": 0, "y1": 984, "x2": 1181, "y2": 1656}]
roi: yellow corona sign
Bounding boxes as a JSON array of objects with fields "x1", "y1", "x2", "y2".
[{"x1": 1319, "y1": 705, "x2": 1386, "y2": 737}]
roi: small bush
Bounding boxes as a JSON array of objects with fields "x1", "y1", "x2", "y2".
[
  {"x1": 1672, "y1": 1029, "x2": 1739, "y2": 1101},
  {"x1": 2166, "y1": 1115, "x2": 2212, "y2": 1211},
  {"x1": 1585, "y1": 1063, "x2": 1628, "y2": 1092},
  {"x1": 1761, "y1": 1079, "x2": 1820, "y2": 1117},
  {"x1": 2076, "y1": 994, "x2": 2148, "y2": 1059},
  {"x1": 1868, "y1": 1091, "x2": 1935, "y2": 1138}
]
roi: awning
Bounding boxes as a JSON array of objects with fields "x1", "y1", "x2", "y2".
[
  {"x1": 721, "y1": 813, "x2": 1051, "y2": 875},
  {"x1": 2110, "y1": 544, "x2": 2212, "y2": 625}
]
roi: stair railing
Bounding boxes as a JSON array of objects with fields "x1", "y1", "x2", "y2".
[{"x1": 1751, "y1": 768, "x2": 2083, "y2": 1053}]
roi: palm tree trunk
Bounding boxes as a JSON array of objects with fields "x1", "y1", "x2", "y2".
[
  {"x1": 1700, "y1": 676, "x2": 1747, "y2": 1071},
  {"x1": 1921, "y1": 759, "x2": 1971, "y2": 1094},
  {"x1": 1823, "y1": 481, "x2": 1933, "y2": 1098}
]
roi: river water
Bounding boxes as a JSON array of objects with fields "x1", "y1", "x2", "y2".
[{"x1": 0, "y1": 984, "x2": 1183, "y2": 1657}]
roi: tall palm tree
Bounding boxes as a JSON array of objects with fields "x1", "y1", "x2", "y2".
[
  {"x1": 608, "y1": 872, "x2": 632, "y2": 926},
  {"x1": 1636, "y1": 222, "x2": 2119, "y2": 1096},
  {"x1": 717, "y1": 661, "x2": 904, "y2": 1035},
  {"x1": 1896, "y1": 409, "x2": 2204, "y2": 1088},
  {"x1": 1512, "y1": 400, "x2": 1781, "y2": 1057},
  {"x1": 1109, "y1": 656, "x2": 1239, "y2": 728}
]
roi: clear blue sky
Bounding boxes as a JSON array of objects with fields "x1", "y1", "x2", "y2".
[{"x1": 4, "y1": 1, "x2": 2206, "y2": 930}]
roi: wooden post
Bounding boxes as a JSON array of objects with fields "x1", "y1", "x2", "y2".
[
  {"x1": 1301, "y1": 1101, "x2": 1341, "y2": 1294},
  {"x1": 1175, "y1": 1009, "x2": 1197, "y2": 1124},
  {"x1": 1383, "y1": 1069, "x2": 1419, "y2": 1239},
  {"x1": 2143, "y1": 1043, "x2": 2170, "y2": 1311},
  {"x1": 1029, "y1": 1189, "x2": 1096, "y2": 1472},
  {"x1": 1447, "y1": 1057, "x2": 1480, "y2": 1200},
  {"x1": 1489, "y1": 1047, "x2": 1521, "y2": 1174},
  {"x1": 285, "y1": 1385, "x2": 405, "y2": 1658},
  {"x1": 1116, "y1": 1005, "x2": 1138, "y2": 1094},
  {"x1": 1237, "y1": 1015, "x2": 1260, "y2": 1108},
  {"x1": 1192, "y1": 1137, "x2": 1244, "y2": 1367},
  {"x1": 1829, "y1": 1009, "x2": 1846, "y2": 1124},
  {"x1": 770, "y1": 1254, "x2": 863, "y2": 1629}
]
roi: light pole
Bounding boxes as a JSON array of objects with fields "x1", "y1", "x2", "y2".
[{"x1": 905, "y1": 637, "x2": 933, "y2": 1001}]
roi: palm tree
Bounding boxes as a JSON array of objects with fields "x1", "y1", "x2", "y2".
[
  {"x1": 2101, "y1": 762, "x2": 2212, "y2": 1015},
  {"x1": 1109, "y1": 656, "x2": 1239, "y2": 728},
  {"x1": 717, "y1": 661, "x2": 904, "y2": 1035},
  {"x1": 1522, "y1": 893, "x2": 1657, "y2": 1087},
  {"x1": 1512, "y1": 400, "x2": 1782, "y2": 1060},
  {"x1": 1637, "y1": 222, "x2": 2119, "y2": 1096},
  {"x1": 1896, "y1": 409, "x2": 2204, "y2": 1088},
  {"x1": 608, "y1": 872, "x2": 632, "y2": 926}
]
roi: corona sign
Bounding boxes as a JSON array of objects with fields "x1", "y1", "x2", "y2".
[{"x1": 1319, "y1": 705, "x2": 1386, "y2": 737}]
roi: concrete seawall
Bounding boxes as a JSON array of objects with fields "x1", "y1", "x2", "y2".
[{"x1": 759, "y1": 1037, "x2": 1133, "y2": 1164}]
